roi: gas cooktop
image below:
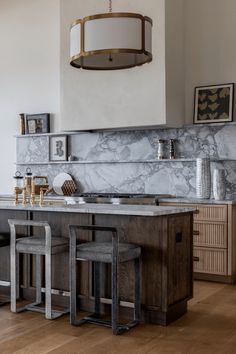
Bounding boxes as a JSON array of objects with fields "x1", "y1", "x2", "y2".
[{"x1": 65, "y1": 193, "x2": 174, "y2": 206}]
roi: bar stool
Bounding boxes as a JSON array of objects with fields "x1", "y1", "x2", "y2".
[
  {"x1": 69, "y1": 225, "x2": 141, "y2": 335},
  {"x1": 0, "y1": 233, "x2": 10, "y2": 305},
  {"x1": 8, "y1": 219, "x2": 69, "y2": 319}
]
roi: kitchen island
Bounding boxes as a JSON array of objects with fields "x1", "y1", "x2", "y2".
[{"x1": 0, "y1": 201, "x2": 194, "y2": 325}]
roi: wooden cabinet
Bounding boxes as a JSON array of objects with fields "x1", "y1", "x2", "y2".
[
  {"x1": 160, "y1": 202, "x2": 236, "y2": 283},
  {"x1": 0, "y1": 208, "x2": 193, "y2": 326}
]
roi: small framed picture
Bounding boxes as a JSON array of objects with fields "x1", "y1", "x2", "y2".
[
  {"x1": 25, "y1": 113, "x2": 50, "y2": 134},
  {"x1": 194, "y1": 83, "x2": 234, "y2": 124},
  {"x1": 49, "y1": 135, "x2": 68, "y2": 161}
]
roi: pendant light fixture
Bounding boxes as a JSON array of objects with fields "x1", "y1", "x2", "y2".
[{"x1": 70, "y1": 0, "x2": 153, "y2": 70}]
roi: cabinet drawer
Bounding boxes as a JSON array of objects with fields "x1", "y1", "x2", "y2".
[
  {"x1": 194, "y1": 205, "x2": 227, "y2": 222},
  {"x1": 193, "y1": 222, "x2": 227, "y2": 248},
  {"x1": 193, "y1": 248, "x2": 227, "y2": 275},
  {"x1": 160, "y1": 202, "x2": 227, "y2": 222}
]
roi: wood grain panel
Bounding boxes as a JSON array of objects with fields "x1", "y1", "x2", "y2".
[
  {"x1": 227, "y1": 205, "x2": 236, "y2": 276},
  {"x1": 193, "y1": 222, "x2": 227, "y2": 248},
  {"x1": 167, "y1": 214, "x2": 193, "y2": 305},
  {"x1": 194, "y1": 205, "x2": 227, "y2": 222},
  {"x1": 194, "y1": 247, "x2": 227, "y2": 275},
  {"x1": 93, "y1": 214, "x2": 167, "y2": 309},
  {"x1": 160, "y1": 203, "x2": 227, "y2": 222}
]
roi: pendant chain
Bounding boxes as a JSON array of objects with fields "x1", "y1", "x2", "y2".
[{"x1": 109, "y1": 0, "x2": 112, "y2": 13}]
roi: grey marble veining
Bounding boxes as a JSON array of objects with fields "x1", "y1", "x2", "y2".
[
  {"x1": 159, "y1": 197, "x2": 236, "y2": 205},
  {"x1": 16, "y1": 123, "x2": 236, "y2": 198},
  {"x1": 17, "y1": 136, "x2": 49, "y2": 164},
  {"x1": 0, "y1": 201, "x2": 195, "y2": 217}
]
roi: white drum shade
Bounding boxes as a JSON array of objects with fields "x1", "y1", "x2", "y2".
[{"x1": 70, "y1": 13, "x2": 152, "y2": 70}]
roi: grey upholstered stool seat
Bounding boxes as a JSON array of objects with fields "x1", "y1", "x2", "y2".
[
  {"x1": 0, "y1": 233, "x2": 10, "y2": 305},
  {"x1": 69, "y1": 225, "x2": 142, "y2": 335},
  {"x1": 8, "y1": 219, "x2": 69, "y2": 320},
  {"x1": 76, "y1": 242, "x2": 141, "y2": 263},
  {"x1": 16, "y1": 236, "x2": 68, "y2": 255}
]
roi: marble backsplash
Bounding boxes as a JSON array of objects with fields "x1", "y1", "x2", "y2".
[{"x1": 16, "y1": 123, "x2": 236, "y2": 198}]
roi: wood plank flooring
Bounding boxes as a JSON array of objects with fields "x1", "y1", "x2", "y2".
[{"x1": 0, "y1": 281, "x2": 235, "y2": 353}]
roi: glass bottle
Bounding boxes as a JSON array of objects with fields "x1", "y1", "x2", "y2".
[{"x1": 13, "y1": 171, "x2": 24, "y2": 189}]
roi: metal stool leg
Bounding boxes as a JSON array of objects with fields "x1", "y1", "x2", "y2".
[
  {"x1": 10, "y1": 243, "x2": 17, "y2": 313},
  {"x1": 112, "y1": 235, "x2": 119, "y2": 335},
  {"x1": 94, "y1": 262, "x2": 100, "y2": 316},
  {"x1": 16, "y1": 252, "x2": 20, "y2": 301},
  {"x1": 35, "y1": 255, "x2": 42, "y2": 304},
  {"x1": 45, "y1": 252, "x2": 52, "y2": 319},
  {"x1": 70, "y1": 227, "x2": 78, "y2": 325},
  {"x1": 134, "y1": 257, "x2": 141, "y2": 322}
]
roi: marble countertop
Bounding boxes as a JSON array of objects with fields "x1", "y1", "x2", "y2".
[
  {"x1": 159, "y1": 197, "x2": 236, "y2": 205},
  {"x1": 0, "y1": 200, "x2": 195, "y2": 217}
]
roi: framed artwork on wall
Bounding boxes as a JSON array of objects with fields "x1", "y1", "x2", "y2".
[
  {"x1": 49, "y1": 135, "x2": 68, "y2": 161},
  {"x1": 194, "y1": 83, "x2": 234, "y2": 124},
  {"x1": 25, "y1": 113, "x2": 50, "y2": 134}
]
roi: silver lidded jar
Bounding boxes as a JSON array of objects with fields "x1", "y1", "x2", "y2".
[{"x1": 157, "y1": 139, "x2": 166, "y2": 160}]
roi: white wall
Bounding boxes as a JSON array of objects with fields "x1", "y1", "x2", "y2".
[
  {"x1": 0, "y1": 0, "x2": 60, "y2": 194},
  {"x1": 185, "y1": 0, "x2": 236, "y2": 123},
  {"x1": 165, "y1": 0, "x2": 185, "y2": 127}
]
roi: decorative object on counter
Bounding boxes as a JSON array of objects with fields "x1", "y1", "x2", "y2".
[
  {"x1": 14, "y1": 168, "x2": 50, "y2": 206},
  {"x1": 194, "y1": 83, "x2": 234, "y2": 124},
  {"x1": 61, "y1": 180, "x2": 77, "y2": 196},
  {"x1": 213, "y1": 169, "x2": 226, "y2": 200},
  {"x1": 70, "y1": 0, "x2": 152, "y2": 70},
  {"x1": 19, "y1": 113, "x2": 25, "y2": 135},
  {"x1": 169, "y1": 139, "x2": 176, "y2": 159},
  {"x1": 13, "y1": 171, "x2": 24, "y2": 189},
  {"x1": 52, "y1": 173, "x2": 77, "y2": 195},
  {"x1": 196, "y1": 158, "x2": 211, "y2": 199},
  {"x1": 25, "y1": 113, "x2": 50, "y2": 134},
  {"x1": 13, "y1": 171, "x2": 24, "y2": 205},
  {"x1": 49, "y1": 135, "x2": 68, "y2": 161},
  {"x1": 24, "y1": 167, "x2": 33, "y2": 195},
  {"x1": 157, "y1": 139, "x2": 166, "y2": 160}
]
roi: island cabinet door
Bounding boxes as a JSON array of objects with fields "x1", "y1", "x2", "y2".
[
  {"x1": 167, "y1": 214, "x2": 193, "y2": 306},
  {"x1": 93, "y1": 214, "x2": 170, "y2": 309},
  {"x1": 30, "y1": 212, "x2": 92, "y2": 305},
  {"x1": 0, "y1": 210, "x2": 28, "y2": 289}
]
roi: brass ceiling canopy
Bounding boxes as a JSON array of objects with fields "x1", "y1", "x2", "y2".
[{"x1": 70, "y1": 0, "x2": 153, "y2": 70}]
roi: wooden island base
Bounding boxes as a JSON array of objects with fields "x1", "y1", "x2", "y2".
[{"x1": 0, "y1": 209, "x2": 193, "y2": 326}]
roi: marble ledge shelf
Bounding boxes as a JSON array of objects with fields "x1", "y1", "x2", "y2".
[
  {"x1": 15, "y1": 158, "x2": 236, "y2": 165},
  {"x1": 13, "y1": 121, "x2": 236, "y2": 138}
]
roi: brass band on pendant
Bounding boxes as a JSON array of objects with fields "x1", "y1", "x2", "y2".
[
  {"x1": 70, "y1": 12, "x2": 152, "y2": 70},
  {"x1": 70, "y1": 50, "x2": 152, "y2": 70},
  {"x1": 70, "y1": 12, "x2": 153, "y2": 29}
]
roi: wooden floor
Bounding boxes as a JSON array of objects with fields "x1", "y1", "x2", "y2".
[{"x1": 0, "y1": 281, "x2": 236, "y2": 353}]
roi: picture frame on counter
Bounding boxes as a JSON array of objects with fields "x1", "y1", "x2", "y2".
[
  {"x1": 49, "y1": 135, "x2": 68, "y2": 161},
  {"x1": 194, "y1": 83, "x2": 234, "y2": 124},
  {"x1": 25, "y1": 113, "x2": 50, "y2": 134}
]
